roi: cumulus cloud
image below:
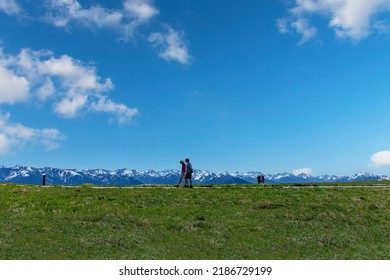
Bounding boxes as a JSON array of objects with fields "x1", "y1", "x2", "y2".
[
  {"x1": 44, "y1": 0, "x2": 191, "y2": 61},
  {"x1": 44, "y1": 0, "x2": 159, "y2": 40},
  {"x1": 0, "y1": 0, "x2": 21, "y2": 15},
  {"x1": 123, "y1": 0, "x2": 159, "y2": 23},
  {"x1": 0, "y1": 47, "x2": 138, "y2": 123},
  {"x1": 1, "y1": 0, "x2": 191, "y2": 64},
  {"x1": 0, "y1": 65, "x2": 29, "y2": 104},
  {"x1": 0, "y1": 112, "x2": 65, "y2": 154},
  {"x1": 278, "y1": 0, "x2": 390, "y2": 43},
  {"x1": 292, "y1": 167, "x2": 313, "y2": 176},
  {"x1": 91, "y1": 96, "x2": 139, "y2": 124},
  {"x1": 371, "y1": 151, "x2": 390, "y2": 167},
  {"x1": 53, "y1": 93, "x2": 89, "y2": 118},
  {"x1": 45, "y1": 0, "x2": 123, "y2": 28},
  {"x1": 36, "y1": 78, "x2": 55, "y2": 101},
  {"x1": 149, "y1": 26, "x2": 191, "y2": 64}
]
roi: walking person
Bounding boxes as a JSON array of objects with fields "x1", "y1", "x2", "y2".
[
  {"x1": 185, "y1": 158, "x2": 193, "y2": 188},
  {"x1": 176, "y1": 160, "x2": 187, "y2": 188}
]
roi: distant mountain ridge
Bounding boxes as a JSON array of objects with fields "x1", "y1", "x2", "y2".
[{"x1": 1, "y1": 165, "x2": 390, "y2": 186}]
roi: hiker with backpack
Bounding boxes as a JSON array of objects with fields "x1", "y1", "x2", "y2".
[
  {"x1": 176, "y1": 160, "x2": 187, "y2": 188},
  {"x1": 185, "y1": 158, "x2": 193, "y2": 188}
]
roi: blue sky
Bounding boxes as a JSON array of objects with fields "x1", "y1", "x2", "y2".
[{"x1": 1, "y1": 0, "x2": 390, "y2": 175}]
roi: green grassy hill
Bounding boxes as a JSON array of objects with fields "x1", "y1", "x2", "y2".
[{"x1": 1, "y1": 183, "x2": 390, "y2": 259}]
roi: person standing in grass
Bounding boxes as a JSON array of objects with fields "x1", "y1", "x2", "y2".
[
  {"x1": 185, "y1": 158, "x2": 193, "y2": 188},
  {"x1": 176, "y1": 160, "x2": 187, "y2": 187}
]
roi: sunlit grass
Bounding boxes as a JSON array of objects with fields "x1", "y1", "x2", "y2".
[{"x1": 1, "y1": 183, "x2": 390, "y2": 259}]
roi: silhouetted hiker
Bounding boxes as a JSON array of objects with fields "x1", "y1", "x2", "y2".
[
  {"x1": 185, "y1": 158, "x2": 193, "y2": 188},
  {"x1": 261, "y1": 175, "x2": 265, "y2": 184},
  {"x1": 257, "y1": 175, "x2": 261, "y2": 184},
  {"x1": 176, "y1": 160, "x2": 187, "y2": 188}
]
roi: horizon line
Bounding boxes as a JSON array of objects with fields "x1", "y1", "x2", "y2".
[{"x1": 1, "y1": 164, "x2": 389, "y2": 177}]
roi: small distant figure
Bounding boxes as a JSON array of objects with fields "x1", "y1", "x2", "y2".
[
  {"x1": 257, "y1": 174, "x2": 265, "y2": 185},
  {"x1": 257, "y1": 175, "x2": 261, "y2": 184},
  {"x1": 185, "y1": 158, "x2": 193, "y2": 188},
  {"x1": 176, "y1": 160, "x2": 187, "y2": 188}
]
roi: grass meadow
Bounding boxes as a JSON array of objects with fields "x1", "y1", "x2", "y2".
[{"x1": 1, "y1": 183, "x2": 390, "y2": 260}]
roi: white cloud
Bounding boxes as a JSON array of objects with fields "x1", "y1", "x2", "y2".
[
  {"x1": 53, "y1": 93, "x2": 88, "y2": 118},
  {"x1": 292, "y1": 167, "x2": 313, "y2": 176},
  {"x1": 39, "y1": 54, "x2": 114, "y2": 92},
  {"x1": 1, "y1": 1, "x2": 191, "y2": 64},
  {"x1": 293, "y1": 18, "x2": 317, "y2": 45},
  {"x1": 0, "y1": 0, "x2": 21, "y2": 15},
  {"x1": 91, "y1": 96, "x2": 139, "y2": 124},
  {"x1": 0, "y1": 133, "x2": 11, "y2": 154},
  {"x1": 123, "y1": 0, "x2": 159, "y2": 23},
  {"x1": 278, "y1": 17, "x2": 317, "y2": 45},
  {"x1": 0, "y1": 47, "x2": 138, "y2": 123},
  {"x1": 0, "y1": 112, "x2": 65, "y2": 154},
  {"x1": 278, "y1": 0, "x2": 390, "y2": 43},
  {"x1": 36, "y1": 78, "x2": 55, "y2": 101},
  {"x1": 371, "y1": 151, "x2": 390, "y2": 166},
  {"x1": 149, "y1": 26, "x2": 191, "y2": 64},
  {"x1": 44, "y1": 0, "x2": 159, "y2": 40},
  {"x1": 45, "y1": 0, "x2": 123, "y2": 28},
  {"x1": 121, "y1": 0, "x2": 159, "y2": 39},
  {"x1": 0, "y1": 66, "x2": 29, "y2": 104}
]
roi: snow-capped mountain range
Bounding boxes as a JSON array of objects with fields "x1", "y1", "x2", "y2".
[{"x1": 1, "y1": 165, "x2": 390, "y2": 186}]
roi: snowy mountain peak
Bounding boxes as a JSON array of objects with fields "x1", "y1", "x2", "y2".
[{"x1": 0, "y1": 165, "x2": 389, "y2": 186}]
